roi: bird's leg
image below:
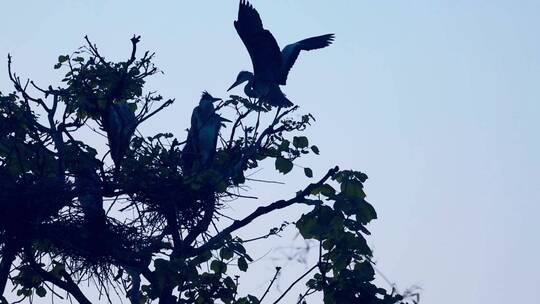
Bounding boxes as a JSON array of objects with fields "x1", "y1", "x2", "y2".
[
  {"x1": 273, "y1": 106, "x2": 282, "y2": 123},
  {"x1": 253, "y1": 109, "x2": 262, "y2": 141}
]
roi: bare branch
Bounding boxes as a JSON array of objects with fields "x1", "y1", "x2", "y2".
[
  {"x1": 84, "y1": 35, "x2": 107, "y2": 65},
  {"x1": 137, "y1": 98, "x2": 174, "y2": 125},
  {"x1": 192, "y1": 166, "x2": 339, "y2": 255},
  {"x1": 127, "y1": 35, "x2": 141, "y2": 67},
  {"x1": 272, "y1": 264, "x2": 317, "y2": 304},
  {"x1": 260, "y1": 267, "x2": 281, "y2": 302}
]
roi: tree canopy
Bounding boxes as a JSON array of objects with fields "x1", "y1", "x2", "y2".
[{"x1": 0, "y1": 35, "x2": 418, "y2": 304}]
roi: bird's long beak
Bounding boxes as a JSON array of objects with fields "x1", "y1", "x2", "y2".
[
  {"x1": 227, "y1": 80, "x2": 241, "y2": 92},
  {"x1": 211, "y1": 97, "x2": 222, "y2": 102}
]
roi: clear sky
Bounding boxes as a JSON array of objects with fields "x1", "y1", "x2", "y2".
[{"x1": 1, "y1": 1, "x2": 539, "y2": 303}]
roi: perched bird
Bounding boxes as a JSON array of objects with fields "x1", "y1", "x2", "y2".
[
  {"x1": 102, "y1": 102, "x2": 137, "y2": 168},
  {"x1": 182, "y1": 92, "x2": 228, "y2": 172},
  {"x1": 76, "y1": 165, "x2": 105, "y2": 228},
  {"x1": 228, "y1": 0, "x2": 334, "y2": 107}
]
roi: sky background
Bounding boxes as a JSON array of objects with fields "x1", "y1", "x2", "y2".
[{"x1": 1, "y1": 1, "x2": 540, "y2": 303}]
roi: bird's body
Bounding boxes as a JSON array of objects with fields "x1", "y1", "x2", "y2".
[
  {"x1": 102, "y1": 102, "x2": 137, "y2": 167},
  {"x1": 182, "y1": 92, "x2": 226, "y2": 172},
  {"x1": 228, "y1": 0, "x2": 334, "y2": 107}
]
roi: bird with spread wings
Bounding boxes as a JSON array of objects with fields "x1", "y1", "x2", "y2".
[{"x1": 228, "y1": 0, "x2": 334, "y2": 107}]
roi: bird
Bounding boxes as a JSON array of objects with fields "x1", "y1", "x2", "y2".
[
  {"x1": 102, "y1": 102, "x2": 137, "y2": 168},
  {"x1": 182, "y1": 92, "x2": 229, "y2": 173},
  {"x1": 227, "y1": 0, "x2": 334, "y2": 108}
]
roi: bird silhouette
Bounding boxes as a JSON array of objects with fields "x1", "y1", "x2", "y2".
[
  {"x1": 102, "y1": 102, "x2": 137, "y2": 168},
  {"x1": 228, "y1": 0, "x2": 334, "y2": 107},
  {"x1": 182, "y1": 92, "x2": 229, "y2": 173}
]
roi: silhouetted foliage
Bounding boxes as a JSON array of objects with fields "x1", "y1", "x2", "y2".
[{"x1": 0, "y1": 23, "x2": 418, "y2": 304}]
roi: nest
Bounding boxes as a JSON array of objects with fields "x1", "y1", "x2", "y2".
[
  {"x1": 36, "y1": 215, "x2": 156, "y2": 272},
  {"x1": 0, "y1": 176, "x2": 73, "y2": 242},
  {"x1": 126, "y1": 170, "x2": 222, "y2": 231}
]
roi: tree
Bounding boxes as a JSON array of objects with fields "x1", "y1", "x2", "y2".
[{"x1": 0, "y1": 35, "x2": 418, "y2": 304}]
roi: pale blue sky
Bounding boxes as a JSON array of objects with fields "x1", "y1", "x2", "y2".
[{"x1": 1, "y1": 1, "x2": 539, "y2": 303}]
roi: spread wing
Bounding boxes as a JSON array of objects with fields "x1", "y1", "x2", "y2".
[
  {"x1": 279, "y1": 34, "x2": 335, "y2": 85},
  {"x1": 234, "y1": 0, "x2": 282, "y2": 82}
]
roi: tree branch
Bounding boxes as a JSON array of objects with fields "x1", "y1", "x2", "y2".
[
  {"x1": 259, "y1": 267, "x2": 281, "y2": 302},
  {"x1": 127, "y1": 35, "x2": 141, "y2": 67},
  {"x1": 29, "y1": 262, "x2": 92, "y2": 304},
  {"x1": 272, "y1": 264, "x2": 317, "y2": 304},
  {"x1": 137, "y1": 98, "x2": 174, "y2": 125},
  {"x1": 192, "y1": 166, "x2": 339, "y2": 255}
]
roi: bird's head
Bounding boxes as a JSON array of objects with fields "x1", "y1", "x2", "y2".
[
  {"x1": 227, "y1": 71, "x2": 254, "y2": 91},
  {"x1": 200, "y1": 91, "x2": 221, "y2": 105}
]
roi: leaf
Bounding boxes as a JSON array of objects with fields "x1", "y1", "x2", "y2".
[
  {"x1": 210, "y1": 260, "x2": 227, "y2": 274},
  {"x1": 293, "y1": 136, "x2": 309, "y2": 149},
  {"x1": 224, "y1": 276, "x2": 236, "y2": 290},
  {"x1": 353, "y1": 261, "x2": 376, "y2": 281},
  {"x1": 35, "y1": 286, "x2": 46, "y2": 297},
  {"x1": 220, "y1": 247, "x2": 234, "y2": 260},
  {"x1": 58, "y1": 55, "x2": 69, "y2": 63},
  {"x1": 311, "y1": 145, "x2": 320, "y2": 155},
  {"x1": 247, "y1": 295, "x2": 259, "y2": 303},
  {"x1": 238, "y1": 257, "x2": 248, "y2": 272},
  {"x1": 230, "y1": 242, "x2": 246, "y2": 254},
  {"x1": 53, "y1": 63, "x2": 62, "y2": 69},
  {"x1": 278, "y1": 139, "x2": 290, "y2": 152},
  {"x1": 341, "y1": 180, "x2": 365, "y2": 199},
  {"x1": 296, "y1": 215, "x2": 318, "y2": 239},
  {"x1": 356, "y1": 201, "x2": 378, "y2": 224},
  {"x1": 275, "y1": 157, "x2": 293, "y2": 174},
  {"x1": 304, "y1": 167, "x2": 313, "y2": 178},
  {"x1": 310, "y1": 183, "x2": 336, "y2": 196}
]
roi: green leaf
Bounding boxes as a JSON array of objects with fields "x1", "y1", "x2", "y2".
[
  {"x1": 224, "y1": 276, "x2": 236, "y2": 290},
  {"x1": 35, "y1": 286, "x2": 46, "y2": 297},
  {"x1": 210, "y1": 260, "x2": 227, "y2": 274},
  {"x1": 238, "y1": 257, "x2": 248, "y2": 272},
  {"x1": 293, "y1": 136, "x2": 309, "y2": 149},
  {"x1": 58, "y1": 55, "x2": 69, "y2": 63},
  {"x1": 220, "y1": 247, "x2": 234, "y2": 260},
  {"x1": 311, "y1": 145, "x2": 320, "y2": 155},
  {"x1": 275, "y1": 157, "x2": 293, "y2": 174},
  {"x1": 247, "y1": 295, "x2": 259, "y2": 303},
  {"x1": 341, "y1": 180, "x2": 365, "y2": 199},
  {"x1": 278, "y1": 139, "x2": 290, "y2": 152},
  {"x1": 353, "y1": 261, "x2": 376, "y2": 281},
  {"x1": 304, "y1": 167, "x2": 313, "y2": 178},
  {"x1": 356, "y1": 201, "x2": 378, "y2": 224},
  {"x1": 53, "y1": 63, "x2": 62, "y2": 69},
  {"x1": 296, "y1": 215, "x2": 318, "y2": 239},
  {"x1": 310, "y1": 183, "x2": 336, "y2": 196}
]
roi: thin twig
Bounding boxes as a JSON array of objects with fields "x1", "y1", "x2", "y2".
[
  {"x1": 272, "y1": 264, "x2": 317, "y2": 304},
  {"x1": 259, "y1": 267, "x2": 281, "y2": 302}
]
